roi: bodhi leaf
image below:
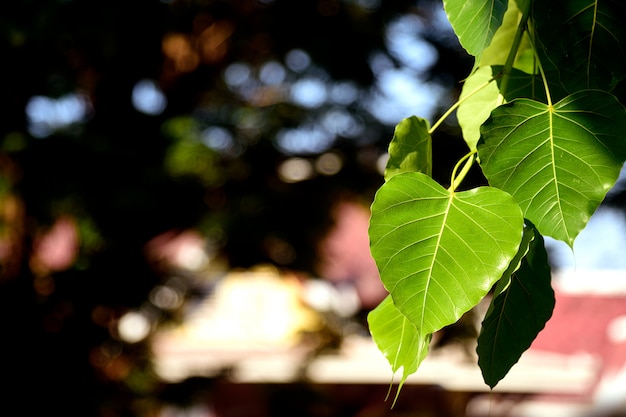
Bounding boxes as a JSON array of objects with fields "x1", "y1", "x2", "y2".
[
  {"x1": 369, "y1": 172, "x2": 524, "y2": 335},
  {"x1": 533, "y1": 0, "x2": 626, "y2": 95},
  {"x1": 443, "y1": 0, "x2": 509, "y2": 57},
  {"x1": 458, "y1": 66, "x2": 544, "y2": 151},
  {"x1": 477, "y1": 90, "x2": 626, "y2": 246},
  {"x1": 385, "y1": 116, "x2": 432, "y2": 181},
  {"x1": 368, "y1": 295, "x2": 431, "y2": 401},
  {"x1": 477, "y1": 221, "x2": 554, "y2": 388}
]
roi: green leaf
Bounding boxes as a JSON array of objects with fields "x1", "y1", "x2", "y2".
[
  {"x1": 369, "y1": 172, "x2": 524, "y2": 335},
  {"x1": 477, "y1": 221, "x2": 554, "y2": 388},
  {"x1": 368, "y1": 296, "x2": 431, "y2": 400},
  {"x1": 478, "y1": 0, "x2": 534, "y2": 73},
  {"x1": 385, "y1": 116, "x2": 432, "y2": 181},
  {"x1": 512, "y1": 0, "x2": 529, "y2": 13},
  {"x1": 477, "y1": 90, "x2": 626, "y2": 246},
  {"x1": 533, "y1": 0, "x2": 626, "y2": 95},
  {"x1": 458, "y1": 66, "x2": 544, "y2": 151},
  {"x1": 443, "y1": 0, "x2": 509, "y2": 57}
]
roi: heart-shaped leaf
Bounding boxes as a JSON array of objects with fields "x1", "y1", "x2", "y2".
[
  {"x1": 478, "y1": 90, "x2": 626, "y2": 246},
  {"x1": 368, "y1": 295, "x2": 431, "y2": 401},
  {"x1": 443, "y1": 0, "x2": 509, "y2": 57},
  {"x1": 369, "y1": 172, "x2": 524, "y2": 335},
  {"x1": 385, "y1": 116, "x2": 432, "y2": 181},
  {"x1": 477, "y1": 221, "x2": 554, "y2": 388}
]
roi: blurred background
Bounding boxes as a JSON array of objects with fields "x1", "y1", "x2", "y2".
[{"x1": 2, "y1": 0, "x2": 626, "y2": 416}]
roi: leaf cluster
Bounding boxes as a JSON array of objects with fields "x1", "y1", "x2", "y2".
[{"x1": 368, "y1": 0, "x2": 626, "y2": 394}]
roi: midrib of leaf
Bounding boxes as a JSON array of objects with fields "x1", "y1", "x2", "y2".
[
  {"x1": 422, "y1": 193, "x2": 454, "y2": 331},
  {"x1": 528, "y1": 20, "x2": 572, "y2": 244},
  {"x1": 547, "y1": 107, "x2": 567, "y2": 243}
]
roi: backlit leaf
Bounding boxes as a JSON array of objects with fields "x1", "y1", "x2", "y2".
[
  {"x1": 478, "y1": 90, "x2": 626, "y2": 246},
  {"x1": 443, "y1": 0, "x2": 509, "y2": 57},
  {"x1": 368, "y1": 296, "x2": 431, "y2": 400},
  {"x1": 369, "y1": 172, "x2": 524, "y2": 335}
]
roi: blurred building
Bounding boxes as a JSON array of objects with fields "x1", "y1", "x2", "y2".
[{"x1": 152, "y1": 270, "x2": 626, "y2": 417}]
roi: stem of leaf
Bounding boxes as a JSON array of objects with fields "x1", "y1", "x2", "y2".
[
  {"x1": 449, "y1": 151, "x2": 476, "y2": 192},
  {"x1": 526, "y1": 28, "x2": 553, "y2": 107},
  {"x1": 428, "y1": 77, "x2": 496, "y2": 135},
  {"x1": 499, "y1": 2, "x2": 532, "y2": 97}
]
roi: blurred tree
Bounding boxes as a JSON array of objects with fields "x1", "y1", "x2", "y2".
[{"x1": 0, "y1": 0, "x2": 476, "y2": 415}]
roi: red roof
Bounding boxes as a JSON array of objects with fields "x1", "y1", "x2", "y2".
[{"x1": 530, "y1": 292, "x2": 626, "y2": 374}]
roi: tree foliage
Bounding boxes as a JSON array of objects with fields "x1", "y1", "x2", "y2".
[
  {"x1": 0, "y1": 0, "x2": 473, "y2": 415},
  {"x1": 368, "y1": 0, "x2": 626, "y2": 392}
]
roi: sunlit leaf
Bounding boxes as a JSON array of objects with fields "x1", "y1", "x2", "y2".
[
  {"x1": 533, "y1": 0, "x2": 626, "y2": 95},
  {"x1": 443, "y1": 0, "x2": 509, "y2": 57},
  {"x1": 368, "y1": 296, "x2": 431, "y2": 400},
  {"x1": 478, "y1": 90, "x2": 626, "y2": 246},
  {"x1": 385, "y1": 116, "x2": 432, "y2": 181},
  {"x1": 458, "y1": 67, "x2": 503, "y2": 151},
  {"x1": 369, "y1": 172, "x2": 524, "y2": 335},
  {"x1": 477, "y1": 221, "x2": 554, "y2": 388}
]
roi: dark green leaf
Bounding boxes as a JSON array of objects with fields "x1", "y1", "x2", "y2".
[
  {"x1": 477, "y1": 221, "x2": 554, "y2": 388},
  {"x1": 385, "y1": 116, "x2": 432, "y2": 181},
  {"x1": 533, "y1": 0, "x2": 626, "y2": 95}
]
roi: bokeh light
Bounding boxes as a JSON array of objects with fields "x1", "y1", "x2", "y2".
[
  {"x1": 25, "y1": 92, "x2": 91, "y2": 137},
  {"x1": 117, "y1": 311, "x2": 152, "y2": 344},
  {"x1": 132, "y1": 79, "x2": 167, "y2": 115},
  {"x1": 277, "y1": 157, "x2": 314, "y2": 183}
]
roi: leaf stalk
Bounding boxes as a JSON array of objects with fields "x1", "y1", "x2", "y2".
[
  {"x1": 429, "y1": 78, "x2": 496, "y2": 135},
  {"x1": 449, "y1": 151, "x2": 476, "y2": 192},
  {"x1": 498, "y1": 1, "x2": 532, "y2": 97}
]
